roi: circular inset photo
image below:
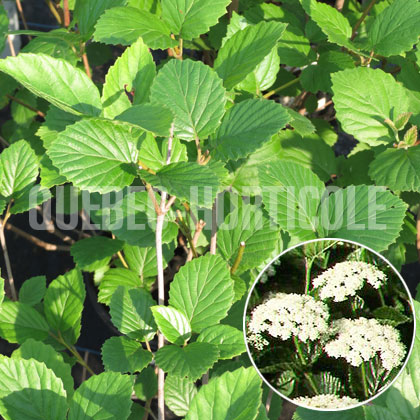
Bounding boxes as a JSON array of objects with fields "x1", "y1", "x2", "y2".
[{"x1": 243, "y1": 239, "x2": 415, "y2": 411}]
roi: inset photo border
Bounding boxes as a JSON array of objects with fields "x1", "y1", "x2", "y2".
[{"x1": 243, "y1": 238, "x2": 416, "y2": 412}]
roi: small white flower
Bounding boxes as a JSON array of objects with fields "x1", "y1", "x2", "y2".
[
  {"x1": 247, "y1": 293, "x2": 330, "y2": 349},
  {"x1": 294, "y1": 394, "x2": 359, "y2": 409},
  {"x1": 312, "y1": 261, "x2": 387, "y2": 302},
  {"x1": 324, "y1": 317, "x2": 406, "y2": 371}
]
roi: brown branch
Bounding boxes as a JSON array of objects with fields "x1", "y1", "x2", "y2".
[
  {"x1": 6, "y1": 94, "x2": 45, "y2": 118},
  {"x1": 0, "y1": 214, "x2": 17, "y2": 301},
  {"x1": 146, "y1": 183, "x2": 162, "y2": 216},
  {"x1": 0, "y1": 135, "x2": 9, "y2": 148},
  {"x1": 5, "y1": 222, "x2": 71, "y2": 252},
  {"x1": 82, "y1": 53, "x2": 92, "y2": 79},
  {"x1": 335, "y1": 0, "x2": 345, "y2": 11},
  {"x1": 7, "y1": 35, "x2": 16, "y2": 57},
  {"x1": 186, "y1": 220, "x2": 205, "y2": 262},
  {"x1": 63, "y1": 0, "x2": 70, "y2": 27},
  {"x1": 15, "y1": 0, "x2": 31, "y2": 35},
  {"x1": 351, "y1": 0, "x2": 378, "y2": 41}
]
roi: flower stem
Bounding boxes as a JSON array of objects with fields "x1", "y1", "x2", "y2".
[
  {"x1": 377, "y1": 287, "x2": 386, "y2": 306},
  {"x1": 304, "y1": 258, "x2": 313, "y2": 294},
  {"x1": 293, "y1": 336, "x2": 319, "y2": 394},
  {"x1": 360, "y1": 361, "x2": 369, "y2": 399}
]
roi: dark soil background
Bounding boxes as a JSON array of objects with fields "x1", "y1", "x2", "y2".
[{"x1": 0, "y1": 1, "x2": 419, "y2": 420}]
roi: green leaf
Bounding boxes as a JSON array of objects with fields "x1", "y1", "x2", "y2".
[
  {"x1": 71, "y1": 236, "x2": 125, "y2": 272},
  {"x1": 107, "y1": 191, "x2": 178, "y2": 247},
  {"x1": 238, "y1": 47, "x2": 280, "y2": 93},
  {"x1": 110, "y1": 286, "x2": 157, "y2": 341},
  {"x1": 0, "y1": 301, "x2": 50, "y2": 344},
  {"x1": 75, "y1": 0, "x2": 126, "y2": 36},
  {"x1": 138, "y1": 134, "x2": 187, "y2": 172},
  {"x1": 335, "y1": 150, "x2": 374, "y2": 187},
  {"x1": 150, "y1": 59, "x2": 226, "y2": 141},
  {"x1": 151, "y1": 306, "x2": 192, "y2": 345},
  {"x1": 98, "y1": 268, "x2": 142, "y2": 305},
  {"x1": 331, "y1": 67, "x2": 410, "y2": 146},
  {"x1": 134, "y1": 366, "x2": 157, "y2": 401},
  {"x1": 185, "y1": 367, "x2": 262, "y2": 420},
  {"x1": 123, "y1": 243, "x2": 174, "y2": 280},
  {"x1": 37, "y1": 106, "x2": 81, "y2": 149},
  {"x1": 101, "y1": 336, "x2": 153, "y2": 373},
  {"x1": 277, "y1": 131, "x2": 337, "y2": 182},
  {"x1": 155, "y1": 342, "x2": 219, "y2": 381},
  {"x1": 11, "y1": 89, "x2": 37, "y2": 127},
  {"x1": 287, "y1": 109, "x2": 316, "y2": 137},
  {"x1": 142, "y1": 161, "x2": 220, "y2": 208},
  {"x1": 0, "y1": 140, "x2": 38, "y2": 198},
  {"x1": 169, "y1": 254, "x2": 234, "y2": 333},
  {"x1": 380, "y1": 301, "x2": 420, "y2": 419},
  {"x1": 21, "y1": 32, "x2": 79, "y2": 65},
  {"x1": 300, "y1": 51, "x2": 355, "y2": 94},
  {"x1": 93, "y1": 6, "x2": 177, "y2": 50},
  {"x1": 214, "y1": 21, "x2": 286, "y2": 90},
  {"x1": 19, "y1": 275, "x2": 46, "y2": 306},
  {"x1": 367, "y1": 0, "x2": 420, "y2": 57},
  {"x1": 369, "y1": 147, "x2": 420, "y2": 193},
  {"x1": 372, "y1": 306, "x2": 411, "y2": 327},
  {"x1": 165, "y1": 375, "x2": 197, "y2": 417},
  {"x1": 102, "y1": 38, "x2": 155, "y2": 118},
  {"x1": 300, "y1": 0, "x2": 353, "y2": 50},
  {"x1": 0, "y1": 4, "x2": 8, "y2": 52},
  {"x1": 68, "y1": 371, "x2": 133, "y2": 420},
  {"x1": 162, "y1": 0, "x2": 230, "y2": 40},
  {"x1": 259, "y1": 161, "x2": 325, "y2": 241},
  {"x1": 10, "y1": 184, "x2": 52, "y2": 215},
  {"x1": 116, "y1": 104, "x2": 173, "y2": 136},
  {"x1": 217, "y1": 203, "x2": 280, "y2": 273},
  {"x1": 12, "y1": 339, "x2": 74, "y2": 398},
  {"x1": 321, "y1": 185, "x2": 407, "y2": 251},
  {"x1": 210, "y1": 99, "x2": 289, "y2": 160},
  {"x1": 0, "y1": 54, "x2": 102, "y2": 116},
  {"x1": 0, "y1": 357, "x2": 68, "y2": 420},
  {"x1": 277, "y1": 26, "x2": 313, "y2": 67},
  {"x1": 47, "y1": 119, "x2": 139, "y2": 194},
  {"x1": 197, "y1": 325, "x2": 245, "y2": 359},
  {"x1": 128, "y1": 404, "x2": 145, "y2": 420},
  {"x1": 43, "y1": 268, "x2": 85, "y2": 344}
]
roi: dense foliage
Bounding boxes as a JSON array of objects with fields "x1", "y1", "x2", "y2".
[{"x1": 0, "y1": 0, "x2": 419, "y2": 419}]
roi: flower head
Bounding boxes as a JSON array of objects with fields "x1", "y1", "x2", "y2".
[
  {"x1": 294, "y1": 394, "x2": 359, "y2": 409},
  {"x1": 247, "y1": 293, "x2": 330, "y2": 349},
  {"x1": 324, "y1": 317, "x2": 406, "y2": 371},
  {"x1": 312, "y1": 261, "x2": 387, "y2": 302}
]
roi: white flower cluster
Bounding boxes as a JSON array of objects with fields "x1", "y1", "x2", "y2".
[
  {"x1": 248, "y1": 293, "x2": 330, "y2": 349},
  {"x1": 312, "y1": 261, "x2": 387, "y2": 302},
  {"x1": 294, "y1": 394, "x2": 359, "y2": 409},
  {"x1": 325, "y1": 318, "x2": 406, "y2": 371}
]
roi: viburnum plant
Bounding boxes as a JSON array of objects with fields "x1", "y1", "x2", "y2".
[
  {"x1": 246, "y1": 240, "x2": 414, "y2": 409},
  {"x1": 0, "y1": 0, "x2": 418, "y2": 419}
]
